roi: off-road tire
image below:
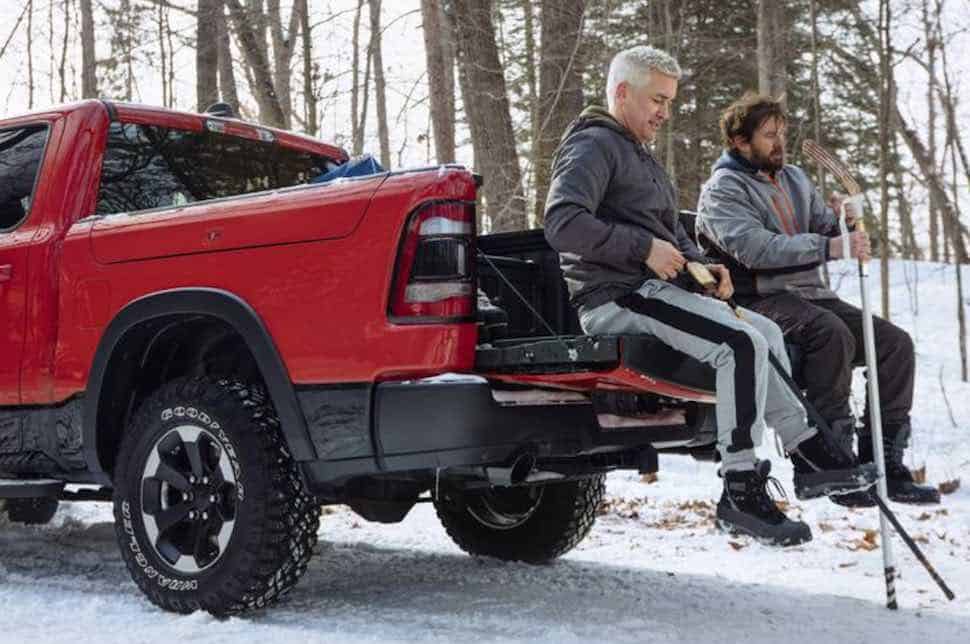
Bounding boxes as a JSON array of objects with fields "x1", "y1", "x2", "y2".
[
  {"x1": 112, "y1": 377, "x2": 319, "y2": 616},
  {"x1": 5, "y1": 497, "x2": 59, "y2": 525},
  {"x1": 434, "y1": 476, "x2": 605, "y2": 563}
]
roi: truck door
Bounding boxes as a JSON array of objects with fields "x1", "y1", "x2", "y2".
[{"x1": 0, "y1": 125, "x2": 50, "y2": 405}]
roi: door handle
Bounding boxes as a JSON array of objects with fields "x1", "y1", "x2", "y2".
[{"x1": 0, "y1": 264, "x2": 11, "y2": 282}]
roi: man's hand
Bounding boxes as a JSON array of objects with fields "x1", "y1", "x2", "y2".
[
  {"x1": 707, "y1": 264, "x2": 735, "y2": 300},
  {"x1": 829, "y1": 191, "x2": 859, "y2": 228},
  {"x1": 645, "y1": 238, "x2": 686, "y2": 280},
  {"x1": 829, "y1": 230, "x2": 870, "y2": 261}
]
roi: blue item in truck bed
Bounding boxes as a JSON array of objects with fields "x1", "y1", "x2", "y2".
[{"x1": 311, "y1": 155, "x2": 385, "y2": 184}]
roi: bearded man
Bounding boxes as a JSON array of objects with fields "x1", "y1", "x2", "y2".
[{"x1": 695, "y1": 92, "x2": 939, "y2": 505}]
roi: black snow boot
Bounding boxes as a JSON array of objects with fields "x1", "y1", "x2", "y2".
[
  {"x1": 790, "y1": 423, "x2": 878, "y2": 501},
  {"x1": 716, "y1": 461, "x2": 812, "y2": 546},
  {"x1": 859, "y1": 423, "x2": 941, "y2": 505}
]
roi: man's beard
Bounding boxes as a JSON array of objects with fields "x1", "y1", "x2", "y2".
[{"x1": 751, "y1": 146, "x2": 785, "y2": 173}]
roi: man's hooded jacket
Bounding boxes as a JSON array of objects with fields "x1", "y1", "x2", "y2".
[
  {"x1": 695, "y1": 150, "x2": 842, "y2": 300},
  {"x1": 543, "y1": 106, "x2": 708, "y2": 311}
]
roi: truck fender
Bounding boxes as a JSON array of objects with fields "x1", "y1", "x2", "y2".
[{"x1": 83, "y1": 288, "x2": 315, "y2": 476}]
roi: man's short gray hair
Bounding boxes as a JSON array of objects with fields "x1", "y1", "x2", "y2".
[{"x1": 606, "y1": 46, "x2": 682, "y2": 110}]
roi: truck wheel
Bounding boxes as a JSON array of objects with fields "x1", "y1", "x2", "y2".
[
  {"x1": 6, "y1": 497, "x2": 59, "y2": 525},
  {"x1": 434, "y1": 476, "x2": 604, "y2": 564},
  {"x1": 112, "y1": 377, "x2": 319, "y2": 616}
]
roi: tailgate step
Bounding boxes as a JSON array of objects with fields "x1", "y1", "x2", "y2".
[
  {"x1": 476, "y1": 336, "x2": 618, "y2": 373},
  {"x1": 0, "y1": 478, "x2": 64, "y2": 499}
]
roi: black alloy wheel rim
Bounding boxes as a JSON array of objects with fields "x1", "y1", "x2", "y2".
[{"x1": 140, "y1": 425, "x2": 239, "y2": 574}]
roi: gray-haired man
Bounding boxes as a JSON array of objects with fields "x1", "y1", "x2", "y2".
[{"x1": 543, "y1": 46, "x2": 876, "y2": 546}]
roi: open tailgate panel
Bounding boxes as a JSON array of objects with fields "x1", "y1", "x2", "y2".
[{"x1": 476, "y1": 335, "x2": 716, "y2": 403}]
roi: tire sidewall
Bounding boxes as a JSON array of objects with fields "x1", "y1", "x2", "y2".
[{"x1": 113, "y1": 380, "x2": 275, "y2": 608}]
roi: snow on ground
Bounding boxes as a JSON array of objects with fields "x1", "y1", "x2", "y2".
[{"x1": 1, "y1": 259, "x2": 969, "y2": 642}]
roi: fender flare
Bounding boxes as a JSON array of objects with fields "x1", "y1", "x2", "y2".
[{"x1": 83, "y1": 288, "x2": 315, "y2": 475}]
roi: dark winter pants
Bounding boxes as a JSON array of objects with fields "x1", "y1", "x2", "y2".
[{"x1": 744, "y1": 293, "x2": 915, "y2": 430}]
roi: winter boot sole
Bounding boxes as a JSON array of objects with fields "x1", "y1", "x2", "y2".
[
  {"x1": 715, "y1": 511, "x2": 812, "y2": 547},
  {"x1": 888, "y1": 481, "x2": 941, "y2": 505},
  {"x1": 793, "y1": 463, "x2": 879, "y2": 500}
]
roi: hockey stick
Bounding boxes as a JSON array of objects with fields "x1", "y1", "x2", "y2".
[{"x1": 802, "y1": 139, "x2": 903, "y2": 607}]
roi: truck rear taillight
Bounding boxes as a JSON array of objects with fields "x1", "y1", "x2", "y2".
[{"x1": 390, "y1": 201, "x2": 476, "y2": 322}]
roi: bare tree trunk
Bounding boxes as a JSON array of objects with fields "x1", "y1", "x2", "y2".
[
  {"x1": 924, "y1": 0, "x2": 940, "y2": 261},
  {"x1": 757, "y1": 0, "x2": 786, "y2": 97},
  {"x1": 420, "y1": 0, "x2": 455, "y2": 163},
  {"x1": 522, "y1": 0, "x2": 538, "y2": 207},
  {"x1": 197, "y1": 0, "x2": 220, "y2": 111},
  {"x1": 935, "y1": 2, "x2": 970, "y2": 197},
  {"x1": 355, "y1": 38, "x2": 373, "y2": 156},
  {"x1": 533, "y1": 0, "x2": 585, "y2": 227},
  {"x1": 157, "y1": 2, "x2": 169, "y2": 106},
  {"x1": 225, "y1": 0, "x2": 287, "y2": 127},
  {"x1": 351, "y1": 0, "x2": 365, "y2": 153},
  {"x1": 951, "y1": 133, "x2": 968, "y2": 382},
  {"x1": 80, "y1": 0, "x2": 96, "y2": 98},
  {"x1": 878, "y1": 0, "x2": 891, "y2": 318},
  {"x1": 58, "y1": 0, "x2": 70, "y2": 102},
  {"x1": 267, "y1": 0, "x2": 299, "y2": 128},
  {"x1": 809, "y1": 0, "x2": 830, "y2": 284},
  {"x1": 450, "y1": 0, "x2": 526, "y2": 232},
  {"x1": 298, "y1": 0, "x2": 316, "y2": 136},
  {"x1": 660, "y1": 1, "x2": 676, "y2": 185},
  {"x1": 369, "y1": 0, "x2": 391, "y2": 168},
  {"x1": 27, "y1": 0, "x2": 34, "y2": 109},
  {"x1": 892, "y1": 137, "x2": 920, "y2": 260},
  {"x1": 216, "y1": 1, "x2": 240, "y2": 114},
  {"x1": 893, "y1": 103, "x2": 968, "y2": 264}
]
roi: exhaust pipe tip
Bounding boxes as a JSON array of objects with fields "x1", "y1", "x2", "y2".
[
  {"x1": 508, "y1": 452, "x2": 536, "y2": 485},
  {"x1": 485, "y1": 451, "x2": 537, "y2": 486}
]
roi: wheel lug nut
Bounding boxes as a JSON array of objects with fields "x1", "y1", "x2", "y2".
[
  {"x1": 182, "y1": 492, "x2": 190, "y2": 501},
  {"x1": 202, "y1": 476, "x2": 209, "y2": 485},
  {"x1": 209, "y1": 494, "x2": 218, "y2": 503},
  {"x1": 188, "y1": 510, "x2": 197, "y2": 520},
  {"x1": 188, "y1": 475, "x2": 197, "y2": 484},
  {"x1": 201, "y1": 511, "x2": 209, "y2": 521}
]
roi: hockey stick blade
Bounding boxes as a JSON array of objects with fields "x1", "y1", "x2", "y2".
[{"x1": 802, "y1": 139, "x2": 862, "y2": 195}]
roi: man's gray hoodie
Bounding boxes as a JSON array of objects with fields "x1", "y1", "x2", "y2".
[
  {"x1": 544, "y1": 106, "x2": 708, "y2": 311},
  {"x1": 695, "y1": 150, "x2": 840, "y2": 300}
]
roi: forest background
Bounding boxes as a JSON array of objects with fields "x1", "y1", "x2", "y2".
[{"x1": 1, "y1": 0, "x2": 968, "y2": 323}]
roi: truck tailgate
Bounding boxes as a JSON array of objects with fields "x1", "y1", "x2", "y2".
[{"x1": 476, "y1": 335, "x2": 716, "y2": 403}]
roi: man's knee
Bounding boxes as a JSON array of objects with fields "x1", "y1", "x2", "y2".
[
  {"x1": 726, "y1": 325, "x2": 769, "y2": 366},
  {"x1": 878, "y1": 319, "x2": 914, "y2": 363},
  {"x1": 813, "y1": 310, "x2": 856, "y2": 360}
]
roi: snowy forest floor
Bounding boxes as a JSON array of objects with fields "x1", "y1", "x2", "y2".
[{"x1": 2, "y1": 259, "x2": 969, "y2": 643}]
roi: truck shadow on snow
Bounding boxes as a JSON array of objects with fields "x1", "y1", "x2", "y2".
[{"x1": 0, "y1": 515, "x2": 966, "y2": 643}]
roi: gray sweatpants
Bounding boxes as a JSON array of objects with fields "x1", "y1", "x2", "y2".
[{"x1": 580, "y1": 280, "x2": 816, "y2": 472}]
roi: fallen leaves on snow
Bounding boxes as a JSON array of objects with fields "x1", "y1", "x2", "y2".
[{"x1": 938, "y1": 478, "x2": 961, "y2": 495}]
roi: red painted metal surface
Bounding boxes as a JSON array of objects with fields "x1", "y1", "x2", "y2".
[
  {"x1": 1, "y1": 101, "x2": 481, "y2": 406},
  {"x1": 483, "y1": 366, "x2": 717, "y2": 403}
]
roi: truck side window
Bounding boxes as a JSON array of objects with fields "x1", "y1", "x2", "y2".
[
  {"x1": 96, "y1": 122, "x2": 332, "y2": 216},
  {"x1": 0, "y1": 125, "x2": 49, "y2": 231}
]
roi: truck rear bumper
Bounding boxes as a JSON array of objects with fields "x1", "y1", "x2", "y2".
[{"x1": 298, "y1": 380, "x2": 697, "y2": 490}]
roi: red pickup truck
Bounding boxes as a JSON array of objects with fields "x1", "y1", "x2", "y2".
[{"x1": 0, "y1": 100, "x2": 718, "y2": 615}]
